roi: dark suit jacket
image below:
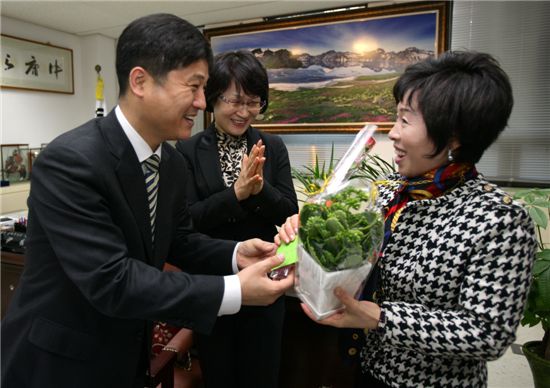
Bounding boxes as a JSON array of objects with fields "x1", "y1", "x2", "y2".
[
  {"x1": 175, "y1": 124, "x2": 298, "y2": 243},
  {"x1": 176, "y1": 124, "x2": 297, "y2": 387},
  {"x1": 1, "y1": 111, "x2": 236, "y2": 388}
]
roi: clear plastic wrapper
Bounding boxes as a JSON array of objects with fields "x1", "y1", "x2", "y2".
[
  {"x1": 296, "y1": 181, "x2": 382, "y2": 319},
  {"x1": 276, "y1": 124, "x2": 383, "y2": 319}
]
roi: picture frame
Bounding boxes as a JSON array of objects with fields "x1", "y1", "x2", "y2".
[
  {"x1": 1, "y1": 34, "x2": 74, "y2": 94},
  {"x1": 1, "y1": 144, "x2": 30, "y2": 183},
  {"x1": 28, "y1": 147, "x2": 42, "y2": 176},
  {"x1": 204, "y1": 1, "x2": 449, "y2": 133}
]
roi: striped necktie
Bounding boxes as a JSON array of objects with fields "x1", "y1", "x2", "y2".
[{"x1": 143, "y1": 154, "x2": 160, "y2": 243}]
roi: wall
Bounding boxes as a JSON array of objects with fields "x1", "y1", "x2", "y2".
[
  {"x1": 80, "y1": 34, "x2": 118, "y2": 120},
  {"x1": 1, "y1": 17, "x2": 117, "y2": 213},
  {"x1": 0, "y1": 2, "x2": 546, "y2": 212},
  {"x1": 0, "y1": 16, "x2": 117, "y2": 148},
  {"x1": 451, "y1": 1, "x2": 550, "y2": 184}
]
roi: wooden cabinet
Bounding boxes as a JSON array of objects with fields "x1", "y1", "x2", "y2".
[{"x1": 1, "y1": 251, "x2": 24, "y2": 319}]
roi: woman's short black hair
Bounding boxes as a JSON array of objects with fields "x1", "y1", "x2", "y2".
[
  {"x1": 205, "y1": 51, "x2": 269, "y2": 113},
  {"x1": 393, "y1": 50, "x2": 514, "y2": 163},
  {"x1": 116, "y1": 13, "x2": 213, "y2": 96}
]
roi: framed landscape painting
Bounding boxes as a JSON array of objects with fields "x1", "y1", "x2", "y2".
[{"x1": 204, "y1": 1, "x2": 449, "y2": 133}]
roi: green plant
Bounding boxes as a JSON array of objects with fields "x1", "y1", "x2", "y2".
[
  {"x1": 292, "y1": 145, "x2": 336, "y2": 198},
  {"x1": 514, "y1": 188, "x2": 550, "y2": 360},
  {"x1": 299, "y1": 186, "x2": 383, "y2": 271},
  {"x1": 291, "y1": 142, "x2": 393, "y2": 271},
  {"x1": 352, "y1": 153, "x2": 396, "y2": 182},
  {"x1": 292, "y1": 144, "x2": 395, "y2": 198}
]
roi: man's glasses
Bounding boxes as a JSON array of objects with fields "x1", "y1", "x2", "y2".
[{"x1": 218, "y1": 95, "x2": 266, "y2": 113}]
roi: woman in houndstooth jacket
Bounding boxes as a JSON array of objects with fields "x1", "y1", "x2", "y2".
[{"x1": 277, "y1": 51, "x2": 538, "y2": 388}]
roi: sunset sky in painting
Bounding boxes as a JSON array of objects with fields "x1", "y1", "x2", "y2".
[{"x1": 211, "y1": 12, "x2": 437, "y2": 55}]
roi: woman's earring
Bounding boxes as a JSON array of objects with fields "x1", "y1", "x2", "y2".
[
  {"x1": 448, "y1": 149, "x2": 454, "y2": 162},
  {"x1": 255, "y1": 114, "x2": 264, "y2": 121}
]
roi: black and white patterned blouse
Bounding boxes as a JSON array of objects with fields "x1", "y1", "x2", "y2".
[
  {"x1": 215, "y1": 127, "x2": 247, "y2": 187},
  {"x1": 361, "y1": 174, "x2": 537, "y2": 387}
]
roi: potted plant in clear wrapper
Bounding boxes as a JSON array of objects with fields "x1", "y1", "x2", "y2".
[
  {"x1": 273, "y1": 125, "x2": 385, "y2": 319},
  {"x1": 513, "y1": 188, "x2": 550, "y2": 388},
  {"x1": 296, "y1": 184, "x2": 383, "y2": 319}
]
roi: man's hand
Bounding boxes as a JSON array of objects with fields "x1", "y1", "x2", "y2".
[
  {"x1": 234, "y1": 140, "x2": 265, "y2": 201},
  {"x1": 238, "y1": 255, "x2": 295, "y2": 306},
  {"x1": 301, "y1": 287, "x2": 381, "y2": 330},
  {"x1": 275, "y1": 214, "x2": 300, "y2": 246},
  {"x1": 236, "y1": 238, "x2": 277, "y2": 270}
]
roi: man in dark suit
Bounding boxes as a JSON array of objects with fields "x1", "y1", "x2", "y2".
[{"x1": 0, "y1": 14, "x2": 294, "y2": 388}]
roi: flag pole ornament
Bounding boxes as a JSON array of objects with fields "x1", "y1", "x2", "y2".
[{"x1": 95, "y1": 64, "x2": 106, "y2": 117}]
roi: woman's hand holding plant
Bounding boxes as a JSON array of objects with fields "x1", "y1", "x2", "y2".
[
  {"x1": 301, "y1": 287, "x2": 381, "y2": 330},
  {"x1": 275, "y1": 214, "x2": 300, "y2": 245}
]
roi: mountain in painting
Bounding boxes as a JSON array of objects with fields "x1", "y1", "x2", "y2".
[{"x1": 252, "y1": 46, "x2": 433, "y2": 72}]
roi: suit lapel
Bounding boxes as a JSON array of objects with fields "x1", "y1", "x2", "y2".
[
  {"x1": 246, "y1": 126, "x2": 261, "y2": 151},
  {"x1": 100, "y1": 111, "x2": 153, "y2": 261},
  {"x1": 197, "y1": 125, "x2": 226, "y2": 193}
]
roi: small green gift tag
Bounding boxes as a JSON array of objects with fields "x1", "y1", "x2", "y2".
[{"x1": 272, "y1": 238, "x2": 299, "y2": 270}]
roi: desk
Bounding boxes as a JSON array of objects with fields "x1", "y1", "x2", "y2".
[{"x1": 1, "y1": 251, "x2": 24, "y2": 319}]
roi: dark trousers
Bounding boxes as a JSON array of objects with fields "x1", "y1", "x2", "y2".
[{"x1": 195, "y1": 296, "x2": 285, "y2": 388}]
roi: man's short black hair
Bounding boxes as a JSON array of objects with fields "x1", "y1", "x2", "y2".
[
  {"x1": 393, "y1": 50, "x2": 514, "y2": 163},
  {"x1": 205, "y1": 51, "x2": 269, "y2": 113},
  {"x1": 116, "y1": 13, "x2": 213, "y2": 96}
]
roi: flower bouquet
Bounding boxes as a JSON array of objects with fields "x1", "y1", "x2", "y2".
[{"x1": 274, "y1": 125, "x2": 383, "y2": 319}]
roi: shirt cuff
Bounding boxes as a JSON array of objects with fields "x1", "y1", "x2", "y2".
[
  {"x1": 232, "y1": 242, "x2": 240, "y2": 273},
  {"x1": 218, "y1": 275, "x2": 241, "y2": 316}
]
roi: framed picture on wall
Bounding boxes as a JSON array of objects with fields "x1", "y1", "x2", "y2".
[
  {"x1": 0, "y1": 34, "x2": 74, "y2": 94},
  {"x1": 1, "y1": 144, "x2": 30, "y2": 183},
  {"x1": 204, "y1": 1, "x2": 449, "y2": 133},
  {"x1": 28, "y1": 147, "x2": 42, "y2": 176}
]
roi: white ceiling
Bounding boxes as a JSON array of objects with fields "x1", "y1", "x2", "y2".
[{"x1": 1, "y1": 0, "x2": 374, "y2": 39}]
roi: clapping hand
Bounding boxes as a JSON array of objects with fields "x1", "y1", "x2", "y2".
[{"x1": 234, "y1": 140, "x2": 265, "y2": 200}]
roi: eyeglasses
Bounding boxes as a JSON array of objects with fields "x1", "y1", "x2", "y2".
[{"x1": 218, "y1": 94, "x2": 266, "y2": 113}]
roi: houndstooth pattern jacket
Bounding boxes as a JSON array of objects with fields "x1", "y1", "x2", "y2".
[{"x1": 360, "y1": 174, "x2": 537, "y2": 388}]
